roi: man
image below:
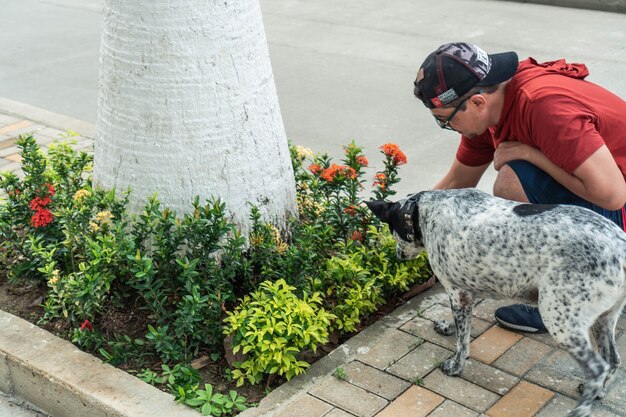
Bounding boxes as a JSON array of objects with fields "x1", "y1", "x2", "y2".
[{"x1": 413, "y1": 42, "x2": 626, "y2": 333}]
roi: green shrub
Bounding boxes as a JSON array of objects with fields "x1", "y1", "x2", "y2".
[{"x1": 223, "y1": 279, "x2": 336, "y2": 386}]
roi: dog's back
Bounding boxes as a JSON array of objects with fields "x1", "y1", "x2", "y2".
[{"x1": 416, "y1": 189, "x2": 626, "y2": 304}]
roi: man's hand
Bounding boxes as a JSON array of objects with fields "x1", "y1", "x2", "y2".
[{"x1": 493, "y1": 142, "x2": 538, "y2": 171}]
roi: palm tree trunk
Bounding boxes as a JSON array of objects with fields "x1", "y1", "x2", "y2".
[{"x1": 95, "y1": 0, "x2": 296, "y2": 236}]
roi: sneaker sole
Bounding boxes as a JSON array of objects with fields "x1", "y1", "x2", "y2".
[{"x1": 495, "y1": 317, "x2": 547, "y2": 334}]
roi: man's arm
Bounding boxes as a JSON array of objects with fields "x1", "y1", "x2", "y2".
[
  {"x1": 494, "y1": 142, "x2": 626, "y2": 210},
  {"x1": 434, "y1": 159, "x2": 491, "y2": 190}
]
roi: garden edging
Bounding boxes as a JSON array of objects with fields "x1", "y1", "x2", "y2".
[{"x1": 0, "y1": 309, "x2": 199, "y2": 417}]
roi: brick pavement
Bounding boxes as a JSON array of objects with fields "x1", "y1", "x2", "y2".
[{"x1": 1, "y1": 104, "x2": 625, "y2": 417}]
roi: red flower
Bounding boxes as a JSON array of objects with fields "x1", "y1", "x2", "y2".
[
  {"x1": 308, "y1": 164, "x2": 322, "y2": 175},
  {"x1": 380, "y1": 143, "x2": 407, "y2": 166},
  {"x1": 80, "y1": 320, "x2": 93, "y2": 331},
  {"x1": 46, "y1": 183, "x2": 55, "y2": 196},
  {"x1": 29, "y1": 196, "x2": 52, "y2": 211},
  {"x1": 343, "y1": 205, "x2": 357, "y2": 217},
  {"x1": 31, "y1": 209, "x2": 54, "y2": 228},
  {"x1": 356, "y1": 155, "x2": 368, "y2": 167},
  {"x1": 350, "y1": 231, "x2": 363, "y2": 241}
]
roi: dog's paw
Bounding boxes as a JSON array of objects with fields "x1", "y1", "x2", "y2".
[
  {"x1": 577, "y1": 383, "x2": 605, "y2": 400},
  {"x1": 440, "y1": 358, "x2": 463, "y2": 376},
  {"x1": 433, "y1": 320, "x2": 455, "y2": 336}
]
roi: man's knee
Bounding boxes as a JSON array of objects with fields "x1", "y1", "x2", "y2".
[{"x1": 493, "y1": 164, "x2": 529, "y2": 203}]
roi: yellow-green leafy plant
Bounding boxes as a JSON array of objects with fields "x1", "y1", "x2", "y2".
[{"x1": 223, "y1": 279, "x2": 336, "y2": 386}]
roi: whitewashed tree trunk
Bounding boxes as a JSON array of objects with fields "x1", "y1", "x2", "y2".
[{"x1": 95, "y1": 0, "x2": 296, "y2": 236}]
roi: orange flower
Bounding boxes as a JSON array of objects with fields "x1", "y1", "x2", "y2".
[
  {"x1": 308, "y1": 164, "x2": 322, "y2": 175},
  {"x1": 373, "y1": 173, "x2": 387, "y2": 190},
  {"x1": 380, "y1": 143, "x2": 407, "y2": 165},
  {"x1": 356, "y1": 155, "x2": 368, "y2": 167},
  {"x1": 320, "y1": 164, "x2": 341, "y2": 181},
  {"x1": 343, "y1": 166, "x2": 357, "y2": 180}
]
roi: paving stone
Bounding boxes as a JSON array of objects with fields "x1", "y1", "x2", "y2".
[
  {"x1": 0, "y1": 120, "x2": 32, "y2": 135},
  {"x1": 422, "y1": 369, "x2": 500, "y2": 413},
  {"x1": 460, "y1": 359, "x2": 519, "y2": 395},
  {"x1": 525, "y1": 350, "x2": 584, "y2": 398},
  {"x1": 470, "y1": 326, "x2": 523, "y2": 365},
  {"x1": 428, "y1": 399, "x2": 479, "y2": 417},
  {"x1": 533, "y1": 393, "x2": 576, "y2": 417},
  {"x1": 1, "y1": 162, "x2": 22, "y2": 174},
  {"x1": 0, "y1": 146, "x2": 20, "y2": 157},
  {"x1": 274, "y1": 394, "x2": 333, "y2": 417},
  {"x1": 35, "y1": 127, "x2": 67, "y2": 140},
  {"x1": 374, "y1": 386, "x2": 443, "y2": 417},
  {"x1": 324, "y1": 409, "x2": 356, "y2": 417},
  {"x1": 419, "y1": 303, "x2": 492, "y2": 338},
  {"x1": 356, "y1": 327, "x2": 421, "y2": 370},
  {"x1": 485, "y1": 381, "x2": 554, "y2": 417},
  {"x1": 492, "y1": 337, "x2": 554, "y2": 377},
  {"x1": 471, "y1": 299, "x2": 513, "y2": 323},
  {"x1": 378, "y1": 283, "x2": 444, "y2": 328},
  {"x1": 0, "y1": 158, "x2": 11, "y2": 168},
  {"x1": 342, "y1": 361, "x2": 410, "y2": 401},
  {"x1": 524, "y1": 331, "x2": 561, "y2": 349},
  {"x1": 599, "y1": 368, "x2": 626, "y2": 414},
  {"x1": 617, "y1": 332, "x2": 625, "y2": 371},
  {"x1": 310, "y1": 376, "x2": 388, "y2": 417},
  {"x1": 0, "y1": 114, "x2": 20, "y2": 126},
  {"x1": 400, "y1": 316, "x2": 456, "y2": 350},
  {"x1": 617, "y1": 311, "x2": 626, "y2": 331},
  {"x1": 5, "y1": 154, "x2": 21, "y2": 163},
  {"x1": 0, "y1": 138, "x2": 17, "y2": 151},
  {"x1": 386, "y1": 342, "x2": 452, "y2": 382},
  {"x1": 8, "y1": 124, "x2": 45, "y2": 137}
]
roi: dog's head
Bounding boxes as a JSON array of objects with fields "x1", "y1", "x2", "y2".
[{"x1": 365, "y1": 194, "x2": 424, "y2": 260}]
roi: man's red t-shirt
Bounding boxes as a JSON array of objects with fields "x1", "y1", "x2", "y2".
[{"x1": 456, "y1": 58, "x2": 626, "y2": 180}]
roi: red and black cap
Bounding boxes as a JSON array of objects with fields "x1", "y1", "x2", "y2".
[{"x1": 414, "y1": 43, "x2": 519, "y2": 109}]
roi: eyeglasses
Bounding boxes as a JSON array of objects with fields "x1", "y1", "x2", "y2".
[{"x1": 434, "y1": 97, "x2": 469, "y2": 131}]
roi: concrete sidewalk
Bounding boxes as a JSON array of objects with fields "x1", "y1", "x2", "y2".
[{"x1": 1, "y1": 102, "x2": 625, "y2": 417}]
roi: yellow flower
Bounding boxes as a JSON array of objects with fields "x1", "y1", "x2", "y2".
[
  {"x1": 96, "y1": 211, "x2": 113, "y2": 224},
  {"x1": 250, "y1": 233, "x2": 264, "y2": 246},
  {"x1": 296, "y1": 146, "x2": 314, "y2": 159},
  {"x1": 49, "y1": 270, "x2": 60, "y2": 285},
  {"x1": 276, "y1": 242, "x2": 289, "y2": 254},
  {"x1": 89, "y1": 221, "x2": 100, "y2": 232},
  {"x1": 72, "y1": 189, "x2": 91, "y2": 201}
]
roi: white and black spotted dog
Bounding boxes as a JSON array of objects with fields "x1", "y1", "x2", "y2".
[{"x1": 366, "y1": 188, "x2": 626, "y2": 417}]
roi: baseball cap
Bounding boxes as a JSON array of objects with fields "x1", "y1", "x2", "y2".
[{"x1": 414, "y1": 42, "x2": 519, "y2": 109}]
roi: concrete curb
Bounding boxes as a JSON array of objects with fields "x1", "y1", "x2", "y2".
[
  {"x1": 0, "y1": 311, "x2": 199, "y2": 417},
  {"x1": 0, "y1": 98, "x2": 95, "y2": 139},
  {"x1": 502, "y1": 0, "x2": 626, "y2": 13}
]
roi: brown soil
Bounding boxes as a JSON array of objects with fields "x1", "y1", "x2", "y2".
[{"x1": 0, "y1": 272, "x2": 433, "y2": 408}]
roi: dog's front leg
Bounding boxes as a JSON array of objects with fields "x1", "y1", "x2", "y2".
[{"x1": 441, "y1": 289, "x2": 473, "y2": 376}]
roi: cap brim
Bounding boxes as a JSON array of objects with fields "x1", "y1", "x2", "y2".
[{"x1": 478, "y1": 51, "x2": 519, "y2": 86}]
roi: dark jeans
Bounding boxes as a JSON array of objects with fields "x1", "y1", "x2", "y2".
[{"x1": 507, "y1": 160, "x2": 625, "y2": 231}]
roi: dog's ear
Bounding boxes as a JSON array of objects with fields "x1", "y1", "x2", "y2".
[{"x1": 365, "y1": 200, "x2": 393, "y2": 223}]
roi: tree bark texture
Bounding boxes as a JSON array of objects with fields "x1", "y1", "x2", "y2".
[{"x1": 95, "y1": 0, "x2": 296, "y2": 236}]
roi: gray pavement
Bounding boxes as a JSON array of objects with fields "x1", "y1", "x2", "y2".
[
  {"x1": 2, "y1": 0, "x2": 626, "y2": 196},
  {"x1": 0, "y1": 392, "x2": 49, "y2": 417}
]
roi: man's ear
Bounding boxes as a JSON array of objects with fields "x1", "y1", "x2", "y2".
[{"x1": 365, "y1": 200, "x2": 393, "y2": 223}]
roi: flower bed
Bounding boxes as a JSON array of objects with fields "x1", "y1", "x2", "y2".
[{"x1": 0, "y1": 134, "x2": 432, "y2": 415}]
